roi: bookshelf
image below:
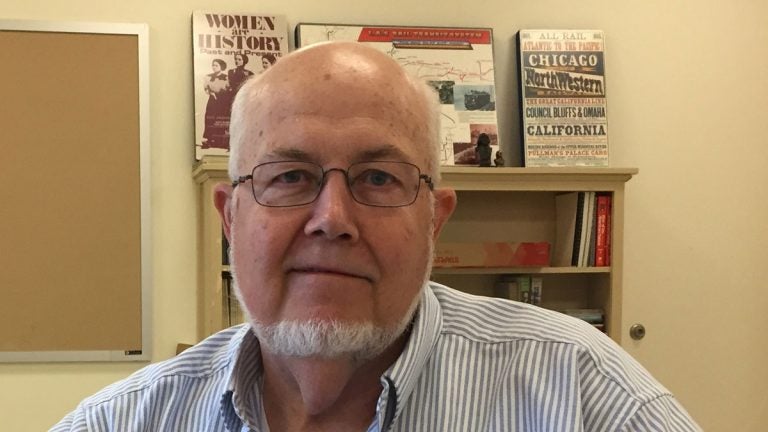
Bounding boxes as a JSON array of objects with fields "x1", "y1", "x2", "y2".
[
  {"x1": 192, "y1": 156, "x2": 230, "y2": 340},
  {"x1": 193, "y1": 156, "x2": 636, "y2": 343}
]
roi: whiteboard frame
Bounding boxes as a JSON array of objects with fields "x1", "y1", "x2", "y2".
[{"x1": 0, "y1": 19, "x2": 152, "y2": 362}]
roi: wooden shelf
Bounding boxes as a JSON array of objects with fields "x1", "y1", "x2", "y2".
[
  {"x1": 432, "y1": 266, "x2": 611, "y2": 275},
  {"x1": 439, "y1": 166, "x2": 637, "y2": 191}
]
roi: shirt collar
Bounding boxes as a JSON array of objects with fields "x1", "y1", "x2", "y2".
[
  {"x1": 220, "y1": 324, "x2": 265, "y2": 431},
  {"x1": 376, "y1": 282, "x2": 443, "y2": 431}
]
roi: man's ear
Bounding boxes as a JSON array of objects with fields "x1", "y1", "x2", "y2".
[
  {"x1": 431, "y1": 188, "x2": 457, "y2": 242},
  {"x1": 213, "y1": 183, "x2": 235, "y2": 243}
]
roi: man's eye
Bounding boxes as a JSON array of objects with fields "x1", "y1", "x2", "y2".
[
  {"x1": 362, "y1": 170, "x2": 395, "y2": 186},
  {"x1": 275, "y1": 170, "x2": 309, "y2": 184}
]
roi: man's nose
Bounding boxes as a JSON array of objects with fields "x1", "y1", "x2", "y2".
[{"x1": 303, "y1": 170, "x2": 360, "y2": 241}]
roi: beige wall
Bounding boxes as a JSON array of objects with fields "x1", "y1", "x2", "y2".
[{"x1": 1, "y1": 1, "x2": 766, "y2": 430}]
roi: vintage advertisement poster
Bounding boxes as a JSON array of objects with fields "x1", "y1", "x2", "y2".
[
  {"x1": 296, "y1": 23, "x2": 499, "y2": 166},
  {"x1": 518, "y1": 30, "x2": 609, "y2": 167},
  {"x1": 193, "y1": 11, "x2": 289, "y2": 160}
]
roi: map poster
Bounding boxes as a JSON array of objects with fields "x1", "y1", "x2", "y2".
[
  {"x1": 296, "y1": 23, "x2": 499, "y2": 166},
  {"x1": 193, "y1": 11, "x2": 289, "y2": 160},
  {"x1": 517, "y1": 29, "x2": 609, "y2": 167}
]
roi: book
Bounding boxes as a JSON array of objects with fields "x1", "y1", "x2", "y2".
[
  {"x1": 517, "y1": 30, "x2": 609, "y2": 167},
  {"x1": 493, "y1": 277, "x2": 518, "y2": 299},
  {"x1": 295, "y1": 23, "x2": 499, "y2": 166},
  {"x1": 494, "y1": 275, "x2": 541, "y2": 305},
  {"x1": 553, "y1": 192, "x2": 579, "y2": 267},
  {"x1": 516, "y1": 275, "x2": 532, "y2": 304},
  {"x1": 578, "y1": 192, "x2": 595, "y2": 267},
  {"x1": 571, "y1": 192, "x2": 586, "y2": 266},
  {"x1": 221, "y1": 230, "x2": 230, "y2": 265},
  {"x1": 433, "y1": 242, "x2": 551, "y2": 268},
  {"x1": 564, "y1": 308, "x2": 605, "y2": 332},
  {"x1": 530, "y1": 277, "x2": 543, "y2": 306},
  {"x1": 587, "y1": 195, "x2": 598, "y2": 267},
  {"x1": 595, "y1": 193, "x2": 611, "y2": 266},
  {"x1": 564, "y1": 308, "x2": 603, "y2": 322},
  {"x1": 223, "y1": 271, "x2": 245, "y2": 326},
  {"x1": 192, "y1": 11, "x2": 289, "y2": 160},
  {"x1": 604, "y1": 194, "x2": 612, "y2": 266}
]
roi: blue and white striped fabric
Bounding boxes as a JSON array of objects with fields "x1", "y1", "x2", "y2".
[{"x1": 51, "y1": 282, "x2": 701, "y2": 431}]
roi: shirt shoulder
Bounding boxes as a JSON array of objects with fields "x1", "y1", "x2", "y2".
[
  {"x1": 85, "y1": 325, "x2": 245, "y2": 407},
  {"x1": 418, "y1": 284, "x2": 701, "y2": 430},
  {"x1": 50, "y1": 325, "x2": 249, "y2": 431},
  {"x1": 430, "y1": 283, "x2": 670, "y2": 402}
]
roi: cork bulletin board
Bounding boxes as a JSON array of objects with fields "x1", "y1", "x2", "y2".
[{"x1": 0, "y1": 20, "x2": 151, "y2": 362}]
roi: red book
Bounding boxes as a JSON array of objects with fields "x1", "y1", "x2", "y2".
[
  {"x1": 604, "y1": 194, "x2": 613, "y2": 266},
  {"x1": 595, "y1": 194, "x2": 610, "y2": 266},
  {"x1": 433, "y1": 242, "x2": 551, "y2": 268}
]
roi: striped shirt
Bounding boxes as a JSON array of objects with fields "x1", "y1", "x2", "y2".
[{"x1": 51, "y1": 282, "x2": 700, "y2": 431}]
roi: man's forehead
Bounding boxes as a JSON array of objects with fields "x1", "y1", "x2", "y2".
[
  {"x1": 249, "y1": 80, "x2": 428, "y2": 147},
  {"x1": 259, "y1": 76, "x2": 411, "y2": 118},
  {"x1": 277, "y1": 42, "x2": 404, "y2": 78},
  {"x1": 255, "y1": 44, "x2": 419, "y2": 111}
]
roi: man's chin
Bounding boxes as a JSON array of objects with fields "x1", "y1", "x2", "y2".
[
  {"x1": 250, "y1": 319, "x2": 404, "y2": 361},
  {"x1": 241, "y1": 283, "x2": 424, "y2": 361}
]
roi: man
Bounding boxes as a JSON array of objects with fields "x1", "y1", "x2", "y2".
[{"x1": 52, "y1": 42, "x2": 700, "y2": 431}]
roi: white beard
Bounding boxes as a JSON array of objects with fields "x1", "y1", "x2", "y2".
[{"x1": 250, "y1": 299, "x2": 419, "y2": 361}]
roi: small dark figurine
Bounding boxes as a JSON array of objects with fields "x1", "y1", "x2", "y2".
[
  {"x1": 494, "y1": 150, "x2": 505, "y2": 167},
  {"x1": 475, "y1": 133, "x2": 492, "y2": 167}
]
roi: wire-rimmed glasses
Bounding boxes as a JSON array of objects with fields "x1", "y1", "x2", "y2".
[{"x1": 232, "y1": 160, "x2": 434, "y2": 208}]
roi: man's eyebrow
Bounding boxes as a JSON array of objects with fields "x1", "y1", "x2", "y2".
[
  {"x1": 355, "y1": 145, "x2": 411, "y2": 162},
  {"x1": 265, "y1": 145, "x2": 414, "y2": 163},
  {"x1": 264, "y1": 148, "x2": 313, "y2": 161}
]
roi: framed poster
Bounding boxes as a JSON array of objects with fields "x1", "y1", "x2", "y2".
[
  {"x1": 517, "y1": 30, "x2": 609, "y2": 167},
  {"x1": 192, "y1": 12, "x2": 290, "y2": 159},
  {"x1": 296, "y1": 23, "x2": 499, "y2": 167}
]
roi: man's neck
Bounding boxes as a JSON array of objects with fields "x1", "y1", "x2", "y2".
[{"x1": 260, "y1": 335, "x2": 407, "y2": 432}]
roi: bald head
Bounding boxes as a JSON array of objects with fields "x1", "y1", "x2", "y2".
[{"x1": 228, "y1": 42, "x2": 440, "y2": 180}]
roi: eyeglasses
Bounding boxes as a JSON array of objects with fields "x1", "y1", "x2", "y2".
[{"x1": 232, "y1": 160, "x2": 434, "y2": 207}]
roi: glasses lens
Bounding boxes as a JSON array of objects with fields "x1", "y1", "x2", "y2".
[
  {"x1": 251, "y1": 161, "x2": 322, "y2": 206},
  {"x1": 347, "y1": 162, "x2": 421, "y2": 207}
]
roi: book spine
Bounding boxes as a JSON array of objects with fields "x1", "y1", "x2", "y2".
[
  {"x1": 222, "y1": 229, "x2": 230, "y2": 265},
  {"x1": 588, "y1": 200, "x2": 597, "y2": 267},
  {"x1": 553, "y1": 192, "x2": 579, "y2": 267},
  {"x1": 433, "y1": 242, "x2": 551, "y2": 268},
  {"x1": 589, "y1": 192, "x2": 597, "y2": 264},
  {"x1": 579, "y1": 192, "x2": 595, "y2": 267},
  {"x1": 494, "y1": 278, "x2": 518, "y2": 299},
  {"x1": 571, "y1": 192, "x2": 585, "y2": 266},
  {"x1": 595, "y1": 194, "x2": 609, "y2": 266},
  {"x1": 530, "y1": 277, "x2": 543, "y2": 306},
  {"x1": 605, "y1": 194, "x2": 613, "y2": 266},
  {"x1": 564, "y1": 308, "x2": 605, "y2": 332},
  {"x1": 516, "y1": 275, "x2": 532, "y2": 303}
]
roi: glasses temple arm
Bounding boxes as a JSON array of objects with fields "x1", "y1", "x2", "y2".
[{"x1": 232, "y1": 175, "x2": 253, "y2": 188}]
